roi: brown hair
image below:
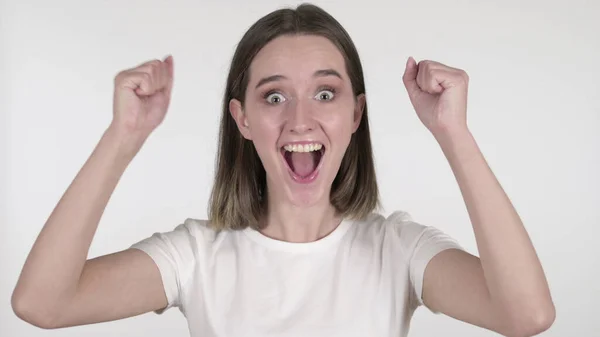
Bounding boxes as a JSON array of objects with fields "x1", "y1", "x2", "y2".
[{"x1": 208, "y1": 3, "x2": 379, "y2": 230}]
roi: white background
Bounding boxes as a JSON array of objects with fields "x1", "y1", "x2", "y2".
[{"x1": 1, "y1": 0, "x2": 598, "y2": 336}]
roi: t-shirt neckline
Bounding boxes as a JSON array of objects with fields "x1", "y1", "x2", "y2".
[{"x1": 241, "y1": 217, "x2": 354, "y2": 253}]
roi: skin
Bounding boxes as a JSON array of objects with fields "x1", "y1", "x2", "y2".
[
  {"x1": 230, "y1": 35, "x2": 364, "y2": 242},
  {"x1": 403, "y1": 57, "x2": 555, "y2": 336},
  {"x1": 12, "y1": 34, "x2": 555, "y2": 336},
  {"x1": 11, "y1": 57, "x2": 175, "y2": 328}
]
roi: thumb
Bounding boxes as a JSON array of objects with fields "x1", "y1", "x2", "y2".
[
  {"x1": 164, "y1": 55, "x2": 174, "y2": 96},
  {"x1": 402, "y1": 56, "x2": 420, "y2": 98}
]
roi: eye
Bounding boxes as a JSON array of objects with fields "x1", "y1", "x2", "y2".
[
  {"x1": 265, "y1": 92, "x2": 286, "y2": 105},
  {"x1": 315, "y1": 89, "x2": 335, "y2": 101}
]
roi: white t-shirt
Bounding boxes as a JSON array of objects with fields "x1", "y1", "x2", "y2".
[{"x1": 130, "y1": 211, "x2": 462, "y2": 337}]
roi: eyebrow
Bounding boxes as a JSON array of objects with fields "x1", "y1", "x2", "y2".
[{"x1": 254, "y1": 69, "x2": 343, "y2": 89}]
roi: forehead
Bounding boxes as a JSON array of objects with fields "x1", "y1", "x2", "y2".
[{"x1": 248, "y1": 34, "x2": 347, "y2": 84}]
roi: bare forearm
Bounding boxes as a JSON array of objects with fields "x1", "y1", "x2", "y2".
[
  {"x1": 435, "y1": 128, "x2": 554, "y2": 321},
  {"x1": 13, "y1": 125, "x2": 140, "y2": 314}
]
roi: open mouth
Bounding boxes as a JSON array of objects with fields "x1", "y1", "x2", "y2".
[{"x1": 280, "y1": 143, "x2": 325, "y2": 183}]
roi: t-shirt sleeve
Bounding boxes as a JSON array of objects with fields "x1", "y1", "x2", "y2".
[
  {"x1": 129, "y1": 220, "x2": 198, "y2": 314},
  {"x1": 388, "y1": 211, "x2": 464, "y2": 311}
]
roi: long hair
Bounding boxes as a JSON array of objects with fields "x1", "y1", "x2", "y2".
[{"x1": 208, "y1": 3, "x2": 379, "y2": 230}]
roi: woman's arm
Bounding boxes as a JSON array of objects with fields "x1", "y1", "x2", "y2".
[
  {"x1": 12, "y1": 56, "x2": 175, "y2": 329},
  {"x1": 402, "y1": 57, "x2": 555, "y2": 337},
  {"x1": 424, "y1": 129, "x2": 555, "y2": 336}
]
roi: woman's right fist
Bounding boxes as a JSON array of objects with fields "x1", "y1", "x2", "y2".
[{"x1": 112, "y1": 55, "x2": 174, "y2": 138}]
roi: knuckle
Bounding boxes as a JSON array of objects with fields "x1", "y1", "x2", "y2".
[
  {"x1": 149, "y1": 64, "x2": 161, "y2": 76},
  {"x1": 459, "y1": 69, "x2": 469, "y2": 83},
  {"x1": 114, "y1": 70, "x2": 126, "y2": 83},
  {"x1": 429, "y1": 78, "x2": 438, "y2": 88},
  {"x1": 141, "y1": 71, "x2": 152, "y2": 83},
  {"x1": 148, "y1": 59, "x2": 161, "y2": 69}
]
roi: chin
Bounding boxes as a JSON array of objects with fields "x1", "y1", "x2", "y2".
[{"x1": 284, "y1": 183, "x2": 329, "y2": 208}]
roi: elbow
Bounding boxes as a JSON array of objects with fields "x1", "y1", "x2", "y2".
[
  {"x1": 11, "y1": 290, "x2": 61, "y2": 330},
  {"x1": 505, "y1": 303, "x2": 556, "y2": 337},
  {"x1": 522, "y1": 305, "x2": 556, "y2": 337}
]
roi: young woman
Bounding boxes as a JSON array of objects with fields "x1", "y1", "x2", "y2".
[{"x1": 12, "y1": 4, "x2": 555, "y2": 337}]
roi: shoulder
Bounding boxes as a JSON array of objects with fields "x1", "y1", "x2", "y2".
[
  {"x1": 351, "y1": 210, "x2": 460, "y2": 261},
  {"x1": 178, "y1": 218, "x2": 222, "y2": 243},
  {"x1": 352, "y1": 210, "x2": 429, "y2": 240},
  {"x1": 130, "y1": 217, "x2": 233, "y2": 260},
  {"x1": 137, "y1": 218, "x2": 215, "y2": 242}
]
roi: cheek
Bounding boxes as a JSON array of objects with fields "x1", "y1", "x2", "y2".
[
  {"x1": 318, "y1": 101, "x2": 356, "y2": 134},
  {"x1": 247, "y1": 113, "x2": 282, "y2": 153},
  {"x1": 251, "y1": 124, "x2": 277, "y2": 145}
]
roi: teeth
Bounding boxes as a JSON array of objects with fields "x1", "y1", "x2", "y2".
[{"x1": 284, "y1": 143, "x2": 323, "y2": 152}]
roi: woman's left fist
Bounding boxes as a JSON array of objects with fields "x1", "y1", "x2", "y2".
[{"x1": 402, "y1": 57, "x2": 469, "y2": 137}]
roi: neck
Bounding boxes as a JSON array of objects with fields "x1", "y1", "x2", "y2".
[{"x1": 259, "y1": 189, "x2": 342, "y2": 243}]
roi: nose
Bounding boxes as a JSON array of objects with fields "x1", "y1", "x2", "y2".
[{"x1": 286, "y1": 98, "x2": 315, "y2": 134}]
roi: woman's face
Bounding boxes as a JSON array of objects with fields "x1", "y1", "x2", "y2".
[{"x1": 230, "y1": 34, "x2": 364, "y2": 208}]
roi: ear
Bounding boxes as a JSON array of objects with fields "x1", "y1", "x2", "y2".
[
  {"x1": 352, "y1": 93, "x2": 366, "y2": 133},
  {"x1": 229, "y1": 98, "x2": 252, "y2": 140}
]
